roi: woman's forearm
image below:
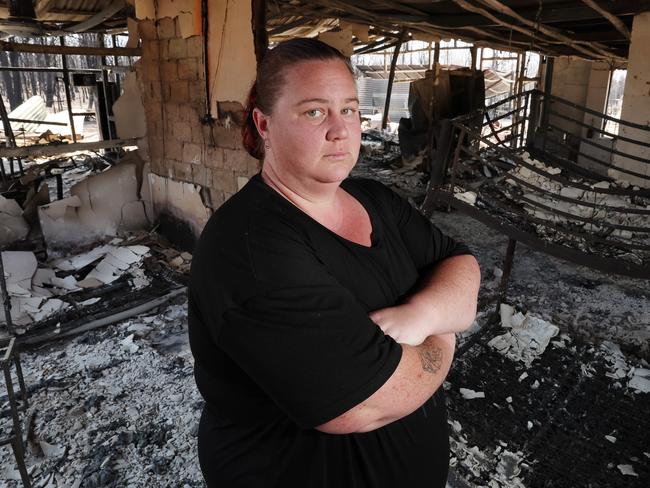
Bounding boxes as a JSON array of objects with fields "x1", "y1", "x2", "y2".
[
  {"x1": 369, "y1": 254, "x2": 480, "y2": 345},
  {"x1": 407, "y1": 254, "x2": 481, "y2": 334}
]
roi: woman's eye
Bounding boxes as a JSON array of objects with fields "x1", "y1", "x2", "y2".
[
  {"x1": 306, "y1": 109, "x2": 324, "y2": 118},
  {"x1": 342, "y1": 107, "x2": 357, "y2": 116}
]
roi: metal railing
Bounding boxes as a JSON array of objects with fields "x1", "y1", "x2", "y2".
[{"x1": 422, "y1": 89, "x2": 650, "y2": 279}]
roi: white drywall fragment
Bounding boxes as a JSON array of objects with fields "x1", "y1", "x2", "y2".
[{"x1": 460, "y1": 388, "x2": 485, "y2": 399}]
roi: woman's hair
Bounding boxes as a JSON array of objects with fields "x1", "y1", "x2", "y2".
[{"x1": 241, "y1": 38, "x2": 354, "y2": 160}]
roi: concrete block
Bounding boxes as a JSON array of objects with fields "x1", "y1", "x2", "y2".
[
  {"x1": 149, "y1": 81, "x2": 162, "y2": 101},
  {"x1": 157, "y1": 17, "x2": 176, "y2": 39},
  {"x1": 161, "y1": 61, "x2": 177, "y2": 80},
  {"x1": 165, "y1": 139, "x2": 183, "y2": 162},
  {"x1": 175, "y1": 104, "x2": 196, "y2": 123},
  {"x1": 173, "y1": 121, "x2": 192, "y2": 143},
  {"x1": 158, "y1": 39, "x2": 169, "y2": 61},
  {"x1": 178, "y1": 58, "x2": 199, "y2": 80},
  {"x1": 182, "y1": 142, "x2": 203, "y2": 165},
  {"x1": 173, "y1": 162, "x2": 193, "y2": 182},
  {"x1": 142, "y1": 40, "x2": 159, "y2": 60},
  {"x1": 223, "y1": 148, "x2": 251, "y2": 172},
  {"x1": 190, "y1": 122, "x2": 208, "y2": 144},
  {"x1": 192, "y1": 165, "x2": 209, "y2": 187},
  {"x1": 212, "y1": 169, "x2": 238, "y2": 193},
  {"x1": 186, "y1": 36, "x2": 203, "y2": 58},
  {"x1": 188, "y1": 82, "x2": 206, "y2": 104},
  {"x1": 172, "y1": 81, "x2": 190, "y2": 102},
  {"x1": 204, "y1": 147, "x2": 224, "y2": 168},
  {"x1": 138, "y1": 20, "x2": 157, "y2": 40},
  {"x1": 211, "y1": 124, "x2": 242, "y2": 150},
  {"x1": 169, "y1": 38, "x2": 188, "y2": 59}
]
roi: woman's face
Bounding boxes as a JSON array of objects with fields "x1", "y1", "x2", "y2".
[{"x1": 255, "y1": 59, "x2": 361, "y2": 189}]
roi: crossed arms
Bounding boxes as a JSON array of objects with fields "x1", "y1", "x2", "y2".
[{"x1": 316, "y1": 254, "x2": 480, "y2": 434}]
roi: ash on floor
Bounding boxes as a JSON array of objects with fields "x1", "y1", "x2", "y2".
[
  {"x1": 0, "y1": 296, "x2": 203, "y2": 488},
  {"x1": 352, "y1": 159, "x2": 649, "y2": 487}
]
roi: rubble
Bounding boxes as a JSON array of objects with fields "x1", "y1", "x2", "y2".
[
  {"x1": 1, "y1": 243, "x2": 152, "y2": 336},
  {"x1": 38, "y1": 160, "x2": 150, "y2": 249},
  {"x1": 0, "y1": 298, "x2": 203, "y2": 488},
  {"x1": 0, "y1": 195, "x2": 30, "y2": 245},
  {"x1": 503, "y1": 151, "x2": 650, "y2": 238},
  {"x1": 487, "y1": 305, "x2": 560, "y2": 366}
]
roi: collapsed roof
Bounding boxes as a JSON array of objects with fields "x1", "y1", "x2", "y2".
[{"x1": 268, "y1": 0, "x2": 650, "y2": 62}]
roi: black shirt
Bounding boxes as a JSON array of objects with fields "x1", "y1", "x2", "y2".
[{"x1": 188, "y1": 174, "x2": 472, "y2": 487}]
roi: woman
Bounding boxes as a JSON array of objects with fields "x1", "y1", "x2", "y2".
[{"x1": 188, "y1": 38, "x2": 480, "y2": 487}]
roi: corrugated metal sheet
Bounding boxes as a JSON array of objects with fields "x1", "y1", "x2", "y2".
[{"x1": 356, "y1": 77, "x2": 411, "y2": 121}]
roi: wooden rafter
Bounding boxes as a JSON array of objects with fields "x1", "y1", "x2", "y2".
[
  {"x1": 0, "y1": 41, "x2": 141, "y2": 57},
  {"x1": 474, "y1": 0, "x2": 625, "y2": 60},
  {"x1": 580, "y1": 0, "x2": 631, "y2": 41},
  {"x1": 453, "y1": 0, "x2": 624, "y2": 61}
]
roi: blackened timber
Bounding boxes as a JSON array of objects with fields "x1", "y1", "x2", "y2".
[
  {"x1": 0, "y1": 138, "x2": 138, "y2": 158},
  {"x1": 382, "y1": 30, "x2": 406, "y2": 130},
  {"x1": 0, "y1": 41, "x2": 141, "y2": 57}
]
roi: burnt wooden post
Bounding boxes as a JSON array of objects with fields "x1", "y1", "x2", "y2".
[
  {"x1": 541, "y1": 56, "x2": 554, "y2": 152},
  {"x1": 59, "y1": 37, "x2": 78, "y2": 143},
  {"x1": 0, "y1": 249, "x2": 14, "y2": 335},
  {"x1": 526, "y1": 89, "x2": 540, "y2": 148},
  {"x1": 382, "y1": 30, "x2": 407, "y2": 130},
  {"x1": 0, "y1": 90, "x2": 22, "y2": 177},
  {"x1": 495, "y1": 238, "x2": 518, "y2": 313}
]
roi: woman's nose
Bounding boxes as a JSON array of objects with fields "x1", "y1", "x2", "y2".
[{"x1": 326, "y1": 114, "x2": 349, "y2": 141}]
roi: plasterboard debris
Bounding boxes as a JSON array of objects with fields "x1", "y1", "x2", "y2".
[
  {"x1": 600, "y1": 341, "x2": 629, "y2": 380},
  {"x1": 38, "y1": 159, "x2": 150, "y2": 249},
  {"x1": 488, "y1": 308, "x2": 560, "y2": 366},
  {"x1": 460, "y1": 388, "x2": 485, "y2": 399},
  {"x1": 628, "y1": 371, "x2": 650, "y2": 393},
  {"x1": 1, "y1": 243, "x2": 151, "y2": 328},
  {"x1": 617, "y1": 464, "x2": 638, "y2": 477},
  {"x1": 0, "y1": 194, "x2": 30, "y2": 245}
]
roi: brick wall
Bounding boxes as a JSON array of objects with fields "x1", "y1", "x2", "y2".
[{"x1": 136, "y1": 16, "x2": 261, "y2": 210}]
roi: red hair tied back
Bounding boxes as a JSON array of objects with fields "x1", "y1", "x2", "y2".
[{"x1": 242, "y1": 82, "x2": 264, "y2": 160}]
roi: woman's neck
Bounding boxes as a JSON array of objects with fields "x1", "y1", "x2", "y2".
[{"x1": 261, "y1": 164, "x2": 343, "y2": 218}]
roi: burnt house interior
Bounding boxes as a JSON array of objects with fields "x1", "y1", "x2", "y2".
[{"x1": 0, "y1": 1, "x2": 649, "y2": 487}]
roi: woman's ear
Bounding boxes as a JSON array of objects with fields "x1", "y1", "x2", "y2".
[{"x1": 252, "y1": 108, "x2": 269, "y2": 140}]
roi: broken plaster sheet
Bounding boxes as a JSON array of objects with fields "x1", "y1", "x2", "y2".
[
  {"x1": 2, "y1": 251, "x2": 37, "y2": 290},
  {"x1": 82, "y1": 245, "x2": 150, "y2": 285},
  {"x1": 0, "y1": 194, "x2": 30, "y2": 245},
  {"x1": 39, "y1": 163, "x2": 149, "y2": 248},
  {"x1": 53, "y1": 245, "x2": 150, "y2": 286},
  {"x1": 488, "y1": 307, "x2": 559, "y2": 366}
]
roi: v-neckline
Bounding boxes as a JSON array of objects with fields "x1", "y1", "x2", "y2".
[{"x1": 254, "y1": 174, "x2": 381, "y2": 249}]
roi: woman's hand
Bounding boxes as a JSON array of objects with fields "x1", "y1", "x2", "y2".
[{"x1": 369, "y1": 302, "x2": 435, "y2": 346}]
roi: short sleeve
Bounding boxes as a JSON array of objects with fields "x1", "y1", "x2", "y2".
[
  {"x1": 362, "y1": 180, "x2": 473, "y2": 272},
  {"x1": 218, "y1": 216, "x2": 402, "y2": 429}
]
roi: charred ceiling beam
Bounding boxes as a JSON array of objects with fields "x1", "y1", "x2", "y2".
[
  {"x1": 0, "y1": 41, "x2": 141, "y2": 57},
  {"x1": 452, "y1": 0, "x2": 624, "y2": 62},
  {"x1": 65, "y1": 0, "x2": 126, "y2": 33},
  {"x1": 474, "y1": 0, "x2": 625, "y2": 60},
  {"x1": 580, "y1": 0, "x2": 631, "y2": 41}
]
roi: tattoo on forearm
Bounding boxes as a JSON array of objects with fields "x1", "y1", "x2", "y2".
[{"x1": 417, "y1": 345, "x2": 443, "y2": 374}]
